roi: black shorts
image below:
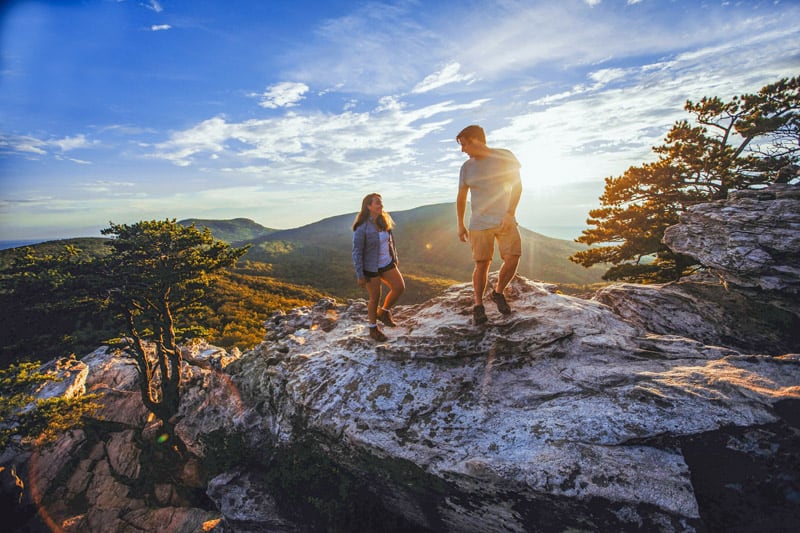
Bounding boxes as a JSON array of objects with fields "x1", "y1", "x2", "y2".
[{"x1": 364, "y1": 260, "x2": 396, "y2": 278}]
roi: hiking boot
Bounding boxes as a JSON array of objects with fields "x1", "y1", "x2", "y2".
[
  {"x1": 473, "y1": 304, "x2": 488, "y2": 325},
  {"x1": 491, "y1": 290, "x2": 511, "y2": 315},
  {"x1": 369, "y1": 325, "x2": 388, "y2": 342},
  {"x1": 377, "y1": 308, "x2": 397, "y2": 327}
]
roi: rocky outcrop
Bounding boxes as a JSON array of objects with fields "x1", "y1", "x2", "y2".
[
  {"x1": 596, "y1": 184, "x2": 800, "y2": 354},
  {"x1": 5, "y1": 280, "x2": 799, "y2": 531},
  {"x1": 664, "y1": 185, "x2": 800, "y2": 294},
  {"x1": 3, "y1": 186, "x2": 799, "y2": 532},
  {"x1": 219, "y1": 279, "x2": 799, "y2": 532},
  {"x1": 593, "y1": 271, "x2": 800, "y2": 354},
  {"x1": 2, "y1": 345, "x2": 228, "y2": 532}
]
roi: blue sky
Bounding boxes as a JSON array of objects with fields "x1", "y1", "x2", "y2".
[{"x1": 1, "y1": 0, "x2": 798, "y2": 242}]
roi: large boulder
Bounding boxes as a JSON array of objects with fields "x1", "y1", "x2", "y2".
[
  {"x1": 596, "y1": 184, "x2": 800, "y2": 354},
  {"x1": 82, "y1": 346, "x2": 150, "y2": 427},
  {"x1": 224, "y1": 280, "x2": 800, "y2": 532},
  {"x1": 663, "y1": 184, "x2": 800, "y2": 294},
  {"x1": 594, "y1": 271, "x2": 800, "y2": 354}
]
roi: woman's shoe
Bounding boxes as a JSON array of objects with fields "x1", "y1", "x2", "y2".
[
  {"x1": 369, "y1": 325, "x2": 388, "y2": 342},
  {"x1": 377, "y1": 308, "x2": 398, "y2": 327}
]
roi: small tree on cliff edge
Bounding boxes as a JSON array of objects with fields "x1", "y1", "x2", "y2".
[
  {"x1": 570, "y1": 76, "x2": 799, "y2": 283},
  {"x1": 100, "y1": 220, "x2": 248, "y2": 449}
]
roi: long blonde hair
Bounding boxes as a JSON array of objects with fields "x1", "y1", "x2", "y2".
[{"x1": 352, "y1": 193, "x2": 394, "y2": 231}]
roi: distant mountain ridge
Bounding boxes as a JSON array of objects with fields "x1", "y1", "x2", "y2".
[{"x1": 178, "y1": 217, "x2": 278, "y2": 244}]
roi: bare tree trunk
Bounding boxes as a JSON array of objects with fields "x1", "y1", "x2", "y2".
[
  {"x1": 124, "y1": 305, "x2": 185, "y2": 455},
  {"x1": 125, "y1": 309, "x2": 158, "y2": 414}
]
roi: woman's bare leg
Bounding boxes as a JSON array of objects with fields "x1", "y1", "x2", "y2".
[
  {"x1": 380, "y1": 267, "x2": 405, "y2": 309},
  {"x1": 365, "y1": 276, "x2": 382, "y2": 323}
]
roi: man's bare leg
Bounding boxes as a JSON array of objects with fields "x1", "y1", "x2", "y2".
[
  {"x1": 495, "y1": 255, "x2": 520, "y2": 294},
  {"x1": 473, "y1": 260, "x2": 491, "y2": 305}
]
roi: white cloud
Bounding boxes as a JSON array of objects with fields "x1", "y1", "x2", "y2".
[
  {"x1": 412, "y1": 62, "x2": 477, "y2": 94},
  {"x1": 1, "y1": 133, "x2": 93, "y2": 157},
  {"x1": 80, "y1": 180, "x2": 136, "y2": 193},
  {"x1": 101, "y1": 124, "x2": 157, "y2": 136},
  {"x1": 530, "y1": 67, "x2": 633, "y2": 105},
  {"x1": 150, "y1": 96, "x2": 487, "y2": 184},
  {"x1": 2, "y1": 135, "x2": 47, "y2": 155},
  {"x1": 151, "y1": 116, "x2": 231, "y2": 166},
  {"x1": 433, "y1": 1, "x2": 799, "y2": 86},
  {"x1": 52, "y1": 134, "x2": 92, "y2": 152},
  {"x1": 282, "y1": 0, "x2": 707, "y2": 95},
  {"x1": 282, "y1": 3, "x2": 447, "y2": 95},
  {"x1": 257, "y1": 82, "x2": 309, "y2": 109},
  {"x1": 151, "y1": 24, "x2": 171, "y2": 31},
  {"x1": 588, "y1": 68, "x2": 630, "y2": 86},
  {"x1": 56, "y1": 156, "x2": 92, "y2": 165},
  {"x1": 143, "y1": 1, "x2": 163, "y2": 13}
]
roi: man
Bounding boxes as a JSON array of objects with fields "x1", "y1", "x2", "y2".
[{"x1": 456, "y1": 124, "x2": 523, "y2": 325}]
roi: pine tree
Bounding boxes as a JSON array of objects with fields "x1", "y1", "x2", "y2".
[{"x1": 98, "y1": 220, "x2": 248, "y2": 449}]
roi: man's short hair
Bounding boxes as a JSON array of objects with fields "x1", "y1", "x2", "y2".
[{"x1": 457, "y1": 125, "x2": 486, "y2": 144}]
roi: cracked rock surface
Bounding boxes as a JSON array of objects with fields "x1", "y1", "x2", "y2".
[{"x1": 228, "y1": 274, "x2": 800, "y2": 532}]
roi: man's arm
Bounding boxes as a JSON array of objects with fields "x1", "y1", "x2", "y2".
[
  {"x1": 456, "y1": 186, "x2": 469, "y2": 242},
  {"x1": 501, "y1": 178, "x2": 522, "y2": 231},
  {"x1": 508, "y1": 179, "x2": 522, "y2": 216}
]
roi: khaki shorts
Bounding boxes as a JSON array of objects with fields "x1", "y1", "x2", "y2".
[{"x1": 469, "y1": 224, "x2": 522, "y2": 262}]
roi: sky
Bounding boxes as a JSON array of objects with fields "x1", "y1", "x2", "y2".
[{"x1": 0, "y1": 0, "x2": 798, "y2": 242}]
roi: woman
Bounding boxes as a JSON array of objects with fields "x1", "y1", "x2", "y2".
[{"x1": 352, "y1": 193, "x2": 406, "y2": 341}]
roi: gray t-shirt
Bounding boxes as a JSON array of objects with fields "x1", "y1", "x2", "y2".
[{"x1": 459, "y1": 148, "x2": 522, "y2": 230}]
